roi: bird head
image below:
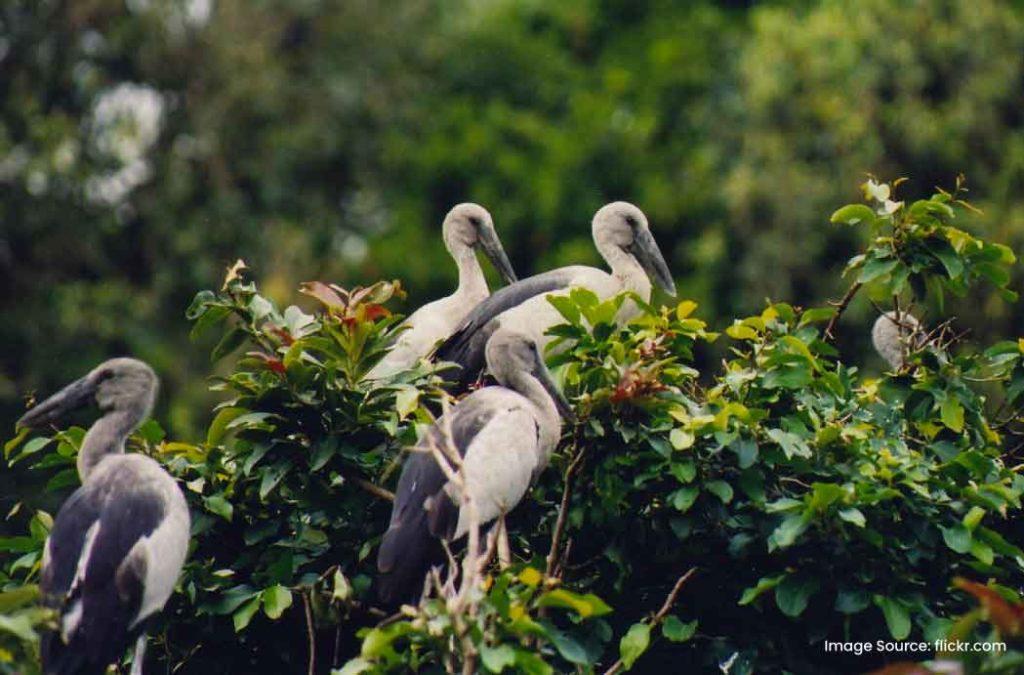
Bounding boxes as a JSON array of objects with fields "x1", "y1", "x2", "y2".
[
  {"x1": 592, "y1": 202, "x2": 676, "y2": 296},
  {"x1": 485, "y1": 330, "x2": 575, "y2": 422},
  {"x1": 442, "y1": 203, "x2": 517, "y2": 284},
  {"x1": 17, "y1": 358, "x2": 158, "y2": 430}
]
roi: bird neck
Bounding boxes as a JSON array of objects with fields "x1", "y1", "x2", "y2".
[
  {"x1": 598, "y1": 243, "x2": 652, "y2": 301},
  {"x1": 452, "y1": 245, "x2": 488, "y2": 302},
  {"x1": 509, "y1": 372, "x2": 562, "y2": 457},
  {"x1": 78, "y1": 410, "x2": 137, "y2": 481}
]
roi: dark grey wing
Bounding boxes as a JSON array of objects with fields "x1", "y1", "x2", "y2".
[
  {"x1": 434, "y1": 268, "x2": 579, "y2": 390},
  {"x1": 41, "y1": 473, "x2": 165, "y2": 675},
  {"x1": 376, "y1": 394, "x2": 506, "y2": 606}
]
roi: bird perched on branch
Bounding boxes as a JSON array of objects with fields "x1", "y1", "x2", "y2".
[
  {"x1": 376, "y1": 329, "x2": 574, "y2": 606},
  {"x1": 871, "y1": 310, "x2": 923, "y2": 369},
  {"x1": 18, "y1": 358, "x2": 190, "y2": 675},
  {"x1": 368, "y1": 203, "x2": 517, "y2": 379},
  {"x1": 435, "y1": 201, "x2": 676, "y2": 391}
]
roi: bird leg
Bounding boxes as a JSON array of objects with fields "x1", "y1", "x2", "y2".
[
  {"x1": 496, "y1": 515, "x2": 511, "y2": 570},
  {"x1": 129, "y1": 634, "x2": 147, "y2": 675}
]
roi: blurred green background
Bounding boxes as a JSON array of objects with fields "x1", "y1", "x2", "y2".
[{"x1": 3, "y1": 0, "x2": 1024, "y2": 442}]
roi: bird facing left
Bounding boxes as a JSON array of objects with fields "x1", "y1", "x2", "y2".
[{"x1": 17, "y1": 358, "x2": 191, "y2": 675}]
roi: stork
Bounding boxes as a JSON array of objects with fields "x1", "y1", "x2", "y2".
[
  {"x1": 435, "y1": 201, "x2": 676, "y2": 390},
  {"x1": 872, "y1": 310, "x2": 922, "y2": 369},
  {"x1": 18, "y1": 358, "x2": 190, "y2": 675},
  {"x1": 368, "y1": 203, "x2": 517, "y2": 379},
  {"x1": 376, "y1": 329, "x2": 574, "y2": 606}
]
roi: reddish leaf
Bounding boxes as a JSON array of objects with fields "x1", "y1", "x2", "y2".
[
  {"x1": 954, "y1": 577, "x2": 1024, "y2": 637},
  {"x1": 363, "y1": 303, "x2": 390, "y2": 322},
  {"x1": 300, "y1": 281, "x2": 345, "y2": 310},
  {"x1": 266, "y1": 325, "x2": 295, "y2": 346},
  {"x1": 246, "y1": 351, "x2": 286, "y2": 375}
]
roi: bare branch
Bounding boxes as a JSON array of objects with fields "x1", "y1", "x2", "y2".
[
  {"x1": 302, "y1": 591, "x2": 316, "y2": 675},
  {"x1": 824, "y1": 281, "x2": 863, "y2": 342},
  {"x1": 601, "y1": 568, "x2": 698, "y2": 675},
  {"x1": 546, "y1": 438, "x2": 587, "y2": 578}
]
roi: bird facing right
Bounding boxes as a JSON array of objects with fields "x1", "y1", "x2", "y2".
[{"x1": 376, "y1": 328, "x2": 575, "y2": 607}]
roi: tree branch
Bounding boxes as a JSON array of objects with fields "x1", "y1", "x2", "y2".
[
  {"x1": 546, "y1": 436, "x2": 586, "y2": 578},
  {"x1": 823, "y1": 281, "x2": 863, "y2": 341},
  {"x1": 302, "y1": 591, "x2": 316, "y2": 675},
  {"x1": 351, "y1": 477, "x2": 394, "y2": 502},
  {"x1": 601, "y1": 568, "x2": 698, "y2": 675}
]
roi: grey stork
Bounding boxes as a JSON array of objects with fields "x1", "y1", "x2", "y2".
[
  {"x1": 368, "y1": 203, "x2": 517, "y2": 379},
  {"x1": 17, "y1": 358, "x2": 190, "y2": 675},
  {"x1": 871, "y1": 310, "x2": 922, "y2": 369},
  {"x1": 376, "y1": 329, "x2": 574, "y2": 606},
  {"x1": 435, "y1": 201, "x2": 676, "y2": 390}
]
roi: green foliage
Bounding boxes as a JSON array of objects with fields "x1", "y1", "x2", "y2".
[
  {"x1": 343, "y1": 566, "x2": 611, "y2": 674},
  {"x1": 4, "y1": 179, "x2": 1024, "y2": 673},
  {"x1": 0, "y1": 585, "x2": 51, "y2": 675}
]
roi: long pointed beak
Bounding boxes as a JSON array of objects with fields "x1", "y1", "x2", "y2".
[
  {"x1": 477, "y1": 226, "x2": 518, "y2": 285},
  {"x1": 630, "y1": 228, "x2": 676, "y2": 296},
  {"x1": 533, "y1": 355, "x2": 576, "y2": 423},
  {"x1": 17, "y1": 375, "x2": 97, "y2": 429}
]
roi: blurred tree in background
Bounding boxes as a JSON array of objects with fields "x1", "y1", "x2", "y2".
[{"x1": 2, "y1": 0, "x2": 1023, "y2": 441}]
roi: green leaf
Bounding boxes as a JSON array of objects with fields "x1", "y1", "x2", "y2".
[
  {"x1": 262, "y1": 585, "x2": 293, "y2": 620},
  {"x1": 739, "y1": 575, "x2": 785, "y2": 605},
  {"x1": 671, "y1": 486, "x2": 699, "y2": 513},
  {"x1": 670, "y1": 460, "x2": 696, "y2": 483},
  {"x1": 769, "y1": 512, "x2": 809, "y2": 550},
  {"x1": 857, "y1": 257, "x2": 899, "y2": 284},
  {"x1": 830, "y1": 204, "x2": 876, "y2": 226},
  {"x1": 963, "y1": 506, "x2": 986, "y2": 531},
  {"x1": 212, "y1": 326, "x2": 248, "y2": 362},
  {"x1": 775, "y1": 576, "x2": 819, "y2": 618},
  {"x1": 838, "y1": 508, "x2": 866, "y2": 528},
  {"x1": 874, "y1": 595, "x2": 911, "y2": 640},
  {"x1": 619, "y1": 622, "x2": 651, "y2": 670},
  {"x1": 706, "y1": 480, "x2": 733, "y2": 504},
  {"x1": 662, "y1": 616, "x2": 697, "y2": 643},
  {"x1": 941, "y1": 524, "x2": 972, "y2": 554},
  {"x1": 207, "y1": 407, "x2": 247, "y2": 446},
  {"x1": 670, "y1": 428, "x2": 695, "y2": 450},
  {"x1": 940, "y1": 396, "x2": 964, "y2": 432},
  {"x1": 233, "y1": 595, "x2": 262, "y2": 632},
  {"x1": 480, "y1": 644, "x2": 517, "y2": 673},
  {"x1": 537, "y1": 589, "x2": 612, "y2": 618},
  {"x1": 204, "y1": 494, "x2": 234, "y2": 522},
  {"x1": 835, "y1": 589, "x2": 871, "y2": 614}
]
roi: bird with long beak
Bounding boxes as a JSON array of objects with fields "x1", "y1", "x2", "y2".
[
  {"x1": 368, "y1": 203, "x2": 517, "y2": 379},
  {"x1": 18, "y1": 358, "x2": 189, "y2": 675},
  {"x1": 376, "y1": 329, "x2": 574, "y2": 606},
  {"x1": 435, "y1": 202, "x2": 676, "y2": 390}
]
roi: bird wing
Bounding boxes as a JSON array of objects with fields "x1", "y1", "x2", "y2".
[
  {"x1": 41, "y1": 466, "x2": 168, "y2": 675},
  {"x1": 376, "y1": 390, "x2": 520, "y2": 605},
  {"x1": 433, "y1": 268, "x2": 583, "y2": 389}
]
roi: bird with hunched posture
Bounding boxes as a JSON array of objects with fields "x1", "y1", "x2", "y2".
[
  {"x1": 368, "y1": 203, "x2": 517, "y2": 379},
  {"x1": 435, "y1": 201, "x2": 676, "y2": 390},
  {"x1": 872, "y1": 310, "x2": 922, "y2": 369},
  {"x1": 376, "y1": 329, "x2": 574, "y2": 606},
  {"x1": 18, "y1": 358, "x2": 190, "y2": 675}
]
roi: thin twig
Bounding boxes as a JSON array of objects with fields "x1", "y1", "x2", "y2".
[
  {"x1": 546, "y1": 437, "x2": 587, "y2": 578},
  {"x1": 823, "y1": 281, "x2": 863, "y2": 341},
  {"x1": 302, "y1": 591, "x2": 316, "y2": 675},
  {"x1": 601, "y1": 568, "x2": 698, "y2": 675},
  {"x1": 351, "y1": 477, "x2": 394, "y2": 502}
]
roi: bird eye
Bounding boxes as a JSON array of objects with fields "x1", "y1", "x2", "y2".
[
  {"x1": 469, "y1": 216, "x2": 483, "y2": 228},
  {"x1": 625, "y1": 215, "x2": 639, "y2": 228}
]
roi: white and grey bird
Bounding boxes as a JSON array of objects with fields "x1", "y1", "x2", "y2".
[
  {"x1": 872, "y1": 310, "x2": 923, "y2": 369},
  {"x1": 376, "y1": 329, "x2": 574, "y2": 606},
  {"x1": 435, "y1": 202, "x2": 676, "y2": 390},
  {"x1": 368, "y1": 203, "x2": 517, "y2": 380},
  {"x1": 18, "y1": 358, "x2": 190, "y2": 675}
]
